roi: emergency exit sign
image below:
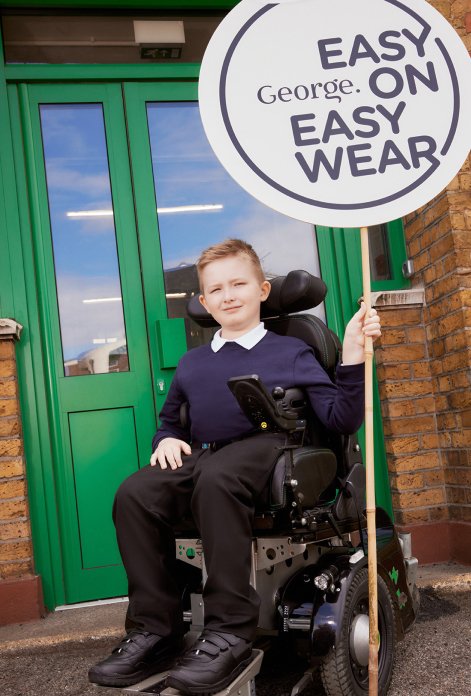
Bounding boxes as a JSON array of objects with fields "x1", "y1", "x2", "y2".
[{"x1": 140, "y1": 46, "x2": 182, "y2": 60}]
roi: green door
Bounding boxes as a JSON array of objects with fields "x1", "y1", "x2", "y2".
[
  {"x1": 14, "y1": 79, "x2": 392, "y2": 607},
  {"x1": 16, "y1": 83, "x2": 171, "y2": 603}
]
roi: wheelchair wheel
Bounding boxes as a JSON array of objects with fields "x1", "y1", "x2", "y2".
[{"x1": 320, "y1": 567, "x2": 396, "y2": 696}]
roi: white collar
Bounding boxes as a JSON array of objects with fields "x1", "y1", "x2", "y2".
[{"x1": 211, "y1": 322, "x2": 267, "y2": 353}]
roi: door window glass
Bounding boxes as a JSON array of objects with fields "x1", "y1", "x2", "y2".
[
  {"x1": 146, "y1": 102, "x2": 324, "y2": 348},
  {"x1": 40, "y1": 103, "x2": 129, "y2": 375},
  {"x1": 369, "y1": 224, "x2": 392, "y2": 282}
]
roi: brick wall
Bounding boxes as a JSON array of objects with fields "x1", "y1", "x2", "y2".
[
  {"x1": 375, "y1": 304, "x2": 448, "y2": 528},
  {"x1": 0, "y1": 334, "x2": 44, "y2": 624},
  {"x1": 0, "y1": 337, "x2": 34, "y2": 579},
  {"x1": 372, "y1": 0, "x2": 471, "y2": 563}
]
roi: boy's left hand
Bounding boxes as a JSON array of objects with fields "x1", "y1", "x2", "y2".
[{"x1": 341, "y1": 302, "x2": 382, "y2": 365}]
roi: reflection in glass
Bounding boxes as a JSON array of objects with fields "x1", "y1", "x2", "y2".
[
  {"x1": 40, "y1": 104, "x2": 129, "y2": 375},
  {"x1": 369, "y1": 224, "x2": 392, "y2": 282},
  {"x1": 146, "y1": 102, "x2": 324, "y2": 348}
]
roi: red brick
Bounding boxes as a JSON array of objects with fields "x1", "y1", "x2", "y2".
[
  {"x1": 0, "y1": 540, "x2": 32, "y2": 561},
  {"x1": 0, "y1": 400, "x2": 18, "y2": 418},
  {"x1": 412, "y1": 362, "x2": 432, "y2": 378},
  {"x1": 428, "y1": 506, "x2": 449, "y2": 522},
  {"x1": 0, "y1": 499, "x2": 27, "y2": 521},
  {"x1": 378, "y1": 329, "x2": 407, "y2": 346},
  {"x1": 434, "y1": 395, "x2": 450, "y2": 411},
  {"x1": 0, "y1": 480, "x2": 26, "y2": 499},
  {"x1": 382, "y1": 380, "x2": 432, "y2": 398},
  {"x1": 406, "y1": 327, "x2": 427, "y2": 343},
  {"x1": 0, "y1": 560, "x2": 34, "y2": 578},
  {"x1": 0, "y1": 361, "x2": 15, "y2": 378},
  {"x1": 384, "y1": 415, "x2": 437, "y2": 436},
  {"x1": 0, "y1": 459, "x2": 24, "y2": 478},
  {"x1": 385, "y1": 437, "x2": 420, "y2": 455},
  {"x1": 447, "y1": 487, "x2": 467, "y2": 504},
  {"x1": 0, "y1": 520, "x2": 30, "y2": 541},
  {"x1": 420, "y1": 434, "x2": 440, "y2": 449},
  {"x1": 0, "y1": 378, "x2": 18, "y2": 398},
  {"x1": 441, "y1": 350, "x2": 470, "y2": 373},
  {"x1": 384, "y1": 400, "x2": 415, "y2": 418},
  {"x1": 395, "y1": 508, "x2": 430, "y2": 525},
  {"x1": 394, "y1": 487, "x2": 445, "y2": 509},
  {"x1": 423, "y1": 469, "x2": 446, "y2": 486},
  {"x1": 388, "y1": 452, "x2": 441, "y2": 473},
  {"x1": 391, "y1": 472, "x2": 424, "y2": 491},
  {"x1": 462, "y1": 410, "x2": 471, "y2": 427},
  {"x1": 0, "y1": 342, "x2": 15, "y2": 360},
  {"x1": 430, "y1": 234, "x2": 456, "y2": 263},
  {"x1": 414, "y1": 397, "x2": 438, "y2": 415},
  {"x1": 0, "y1": 418, "x2": 20, "y2": 437},
  {"x1": 0, "y1": 439, "x2": 22, "y2": 457},
  {"x1": 437, "y1": 412, "x2": 458, "y2": 430},
  {"x1": 377, "y1": 364, "x2": 411, "y2": 380},
  {"x1": 424, "y1": 195, "x2": 449, "y2": 226},
  {"x1": 377, "y1": 308, "x2": 423, "y2": 327},
  {"x1": 448, "y1": 391, "x2": 471, "y2": 409},
  {"x1": 451, "y1": 431, "x2": 471, "y2": 447}
]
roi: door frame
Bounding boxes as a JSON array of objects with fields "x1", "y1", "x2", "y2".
[
  {"x1": 3, "y1": 60, "x2": 396, "y2": 608},
  {"x1": 9, "y1": 79, "x2": 174, "y2": 605},
  {"x1": 4, "y1": 63, "x2": 200, "y2": 610}
]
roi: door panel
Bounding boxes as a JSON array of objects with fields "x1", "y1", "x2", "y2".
[
  {"x1": 20, "y1": 83, "x2": 158, "y2": 602},
  {"x1": 70, "y1": 408, "x2": 139, "y2": 569},
  {"x1": 125, "y1": 82, "x2": 325, "y2": 354}
]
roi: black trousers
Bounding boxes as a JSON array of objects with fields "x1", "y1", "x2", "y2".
[{"x1": 113, "y1": 432, "x2": 285, "y2": 641}]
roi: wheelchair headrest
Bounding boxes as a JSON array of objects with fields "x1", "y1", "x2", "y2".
[{"x1": 187, "y1": 270, "x2": 327, "y2": 328}]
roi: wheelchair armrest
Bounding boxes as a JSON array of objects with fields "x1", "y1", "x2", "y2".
[
  {"x1": 227, "y1": 374, "x2": 307, "y2": 433},
  {"x1": 258, "y1": 446, "x2": 337, "y2": 511}
]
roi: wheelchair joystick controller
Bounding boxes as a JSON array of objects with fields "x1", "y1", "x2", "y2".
[{"x1": 272, "y1": 386, "x2": 285, "y2": 400}]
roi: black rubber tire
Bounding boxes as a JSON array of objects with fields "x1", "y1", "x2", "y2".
[{"x1": 320, "y1": 567, "x2": 397, "y2": 696}]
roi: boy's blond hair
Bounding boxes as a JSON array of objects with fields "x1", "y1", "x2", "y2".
[{"x1": 197, "y1": 239, "x2": 265, "y2": 290}]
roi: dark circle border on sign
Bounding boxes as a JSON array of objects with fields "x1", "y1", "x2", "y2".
[{"x1": 218, "y1": 0, "x2": 460, "y2": 211}]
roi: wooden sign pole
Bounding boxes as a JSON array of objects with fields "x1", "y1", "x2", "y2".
[{"x1": 360, "y1": 226, "x2": 379, "y2": 696}]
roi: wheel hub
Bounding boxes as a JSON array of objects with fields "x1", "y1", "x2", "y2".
[{"x1": 349, "y1": 613, "x2": 369, "y2": 667}]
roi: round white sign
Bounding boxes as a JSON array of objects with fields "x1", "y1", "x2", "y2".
[{"x1": 199, "y1": 0, "x2": 471, "y2": 227}]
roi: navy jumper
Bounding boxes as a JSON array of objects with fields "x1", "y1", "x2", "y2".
[{"x1": 114, "y1": 330, "x2": 364, "y2": 640}]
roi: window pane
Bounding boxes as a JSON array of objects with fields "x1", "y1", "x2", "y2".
[
  {"x1": 40, "y1": 104, "x2": 129, "y2": 375},
  {"x1": 146, "y1": 101, "x2": 324, "y2": 348},
  {"x1": 369, "y1": 224, "x2": 392, "y2": 282}
]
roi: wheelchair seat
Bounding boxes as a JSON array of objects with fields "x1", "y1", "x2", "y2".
[{"x1": 186, "y1": 270, "x2": 366, "y2": 531}]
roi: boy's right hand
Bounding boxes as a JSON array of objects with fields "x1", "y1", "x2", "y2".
[{"x1": 150, "y1": 438, "x2": 192, "y2": 470}]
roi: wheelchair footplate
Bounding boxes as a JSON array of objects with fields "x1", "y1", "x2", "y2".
[
  {"x1": 161, "y1": 649, "x2": 263, "y2": 696},
  {"x1": 92, "y1": 648, "x2": 264, "y2": 696}
]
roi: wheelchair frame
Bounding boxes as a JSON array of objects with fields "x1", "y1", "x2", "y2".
[{"x1": 172, "y1": 374, "x2": 419, "y2": 696}]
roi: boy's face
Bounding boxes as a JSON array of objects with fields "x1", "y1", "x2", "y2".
[{"x1": 199, "y1": 254, "x2": 271, "y2": 338}]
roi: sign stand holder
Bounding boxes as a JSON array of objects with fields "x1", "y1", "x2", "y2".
[{"x1": 360, "y1": 226, "x2": 379, "y2": 696}]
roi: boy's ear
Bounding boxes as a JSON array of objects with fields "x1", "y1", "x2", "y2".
[
  {"x1": 261, "y1": 280, "x2": 271, "y2": 301},
  {"x1": 199, "y1": 294, "x2": 209, "y2": 313}
]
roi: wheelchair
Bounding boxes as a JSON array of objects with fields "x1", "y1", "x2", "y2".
[{"x1": 171, "y1": 270, "x2": 419, "y2": 696}]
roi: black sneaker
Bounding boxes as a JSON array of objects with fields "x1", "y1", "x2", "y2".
[
  {"x1": 88, "y1": 630, "x2": 183, "y2": 687},
  {"x1": 166, "y1": 630, "x2": 252, "y2": 694}
]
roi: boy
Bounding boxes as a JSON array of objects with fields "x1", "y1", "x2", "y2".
[{"x1": 89, "y1": 239, "x2": 381, "y2": 692}]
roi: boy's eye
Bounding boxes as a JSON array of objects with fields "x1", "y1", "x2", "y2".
[{"x1": 235, "y1": 282, "x2": 246, "y2": 286}]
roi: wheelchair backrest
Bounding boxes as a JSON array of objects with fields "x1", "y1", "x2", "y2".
[
  {"x1": 187, "y1": 270, "x2": 359, "y2": 482},
  {"x1": 188, "y1": 269, "x2": 339, "y2": 372}
]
